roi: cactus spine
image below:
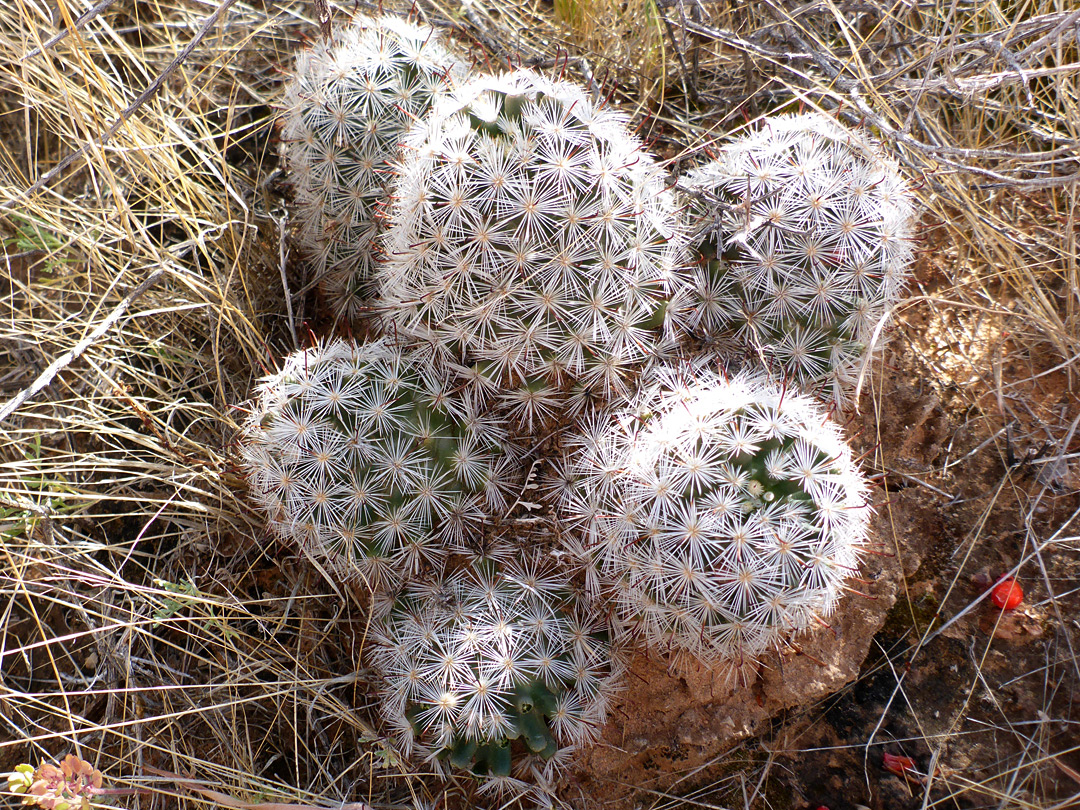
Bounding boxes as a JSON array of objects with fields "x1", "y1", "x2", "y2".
[
  {"x1": 238, "y1": 338, "x2": 518, "y2": 587},
  {"x1": 369, "y1": 553, "x2": 620, "y2": 790},
  {"x1": 280, "y1": 15, "x2": 463, "y2": 319},
  {"x1": 377, "y1": 68, "x2": 688, "y2": 425},
  {"x1": 559, "y1": 363, "x2": 871, "y2": 672},
  {"x1": 678, "y1": 113, "x2": 916, "y2": 405}
]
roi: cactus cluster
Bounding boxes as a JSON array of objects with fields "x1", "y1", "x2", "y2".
[
  {"x1": 280, "y1": 15, "x2": 462, "y2": 319},
  {"x1": 239, "y1": 338, "x2": 519, "y2": 587},
  {"x1": 370, "y1": 554, "x2": 620, "y2": 789},
  {"x1": 238, "y1": 10, "x2": 919, "y2": 796},
  {"x1": 677, "y1": 113, "x2": 915, "y2": 404},
  {"x1": 377, "y1": 69, "x2": 688, "y2": 425},
  {"x1": 558, "y1": 363, "x2": 871, "y2": 671}
]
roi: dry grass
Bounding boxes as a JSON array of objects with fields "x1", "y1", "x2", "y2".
[{"x1": 0, "y1": 0, "x2": 1078, "y2": 809}]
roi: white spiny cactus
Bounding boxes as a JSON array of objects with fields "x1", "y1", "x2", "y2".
[
  {"x1": 377, "y1": 68, "x2": 689, "y2": 426},
  {"x1": 369, "y1": 553, "x2": 621, "y2": 785},
  {"x1": 238, "y1": 338, "x2": 519, "y2": 587},
  {"x1": 280, "y1": 14, "x2": 463, "y2": 320},
  {"x1": 676, "y1": 112, "x2": 916, "y2": 405},
  {"x1": 260, "y1": 47, "x2": 905, "y2": 797},
  {"x1": 558, "y1": 362, "x2": 871, "y2": 674}
]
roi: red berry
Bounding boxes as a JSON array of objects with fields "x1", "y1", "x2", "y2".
[
  {"x1": 991, "y1": 578, "x2": 1023, "y2": 610},
  {"x1": 882, "y1": 752, "x2": 917, "y2": 778}
]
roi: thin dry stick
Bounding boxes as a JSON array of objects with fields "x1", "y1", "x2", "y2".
[
  {"x1": 143, "y1": 766, "x2": 374, "y2": 810},
  {"x1": 687, "y1": 1, "x2": 1080, "y2": 187},
  {"x1": 21, "y1": 0, "x2": 122, "y2": 61},
  {"x1": 0, "y1": 268, "x2": 166, "y2": 423},
  {"x1": 275, "y1": 210, "x2": 298, "y2": 349},
  {"x1": 1, "y1": 0, "x2": 240, "y2": 212}
]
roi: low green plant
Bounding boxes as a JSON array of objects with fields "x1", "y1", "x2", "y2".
[
  {"x1": 7, "y1": 756, "x2": 102, "y2": 810},
  {"x1": 150, "y1": 578, "x2": 239, "y2": 640}
]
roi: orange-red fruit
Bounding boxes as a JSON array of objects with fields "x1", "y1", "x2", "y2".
[
  {"x1": 991, "y1": 578, "x2": 1023, "y2": 610},
  {"x1": 882, "y1": 752, "x2": 916, "y2": 778}
]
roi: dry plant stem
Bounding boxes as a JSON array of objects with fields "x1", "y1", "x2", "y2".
[
  {"x1": 2, "y1": 0, "x2": 239, "y2": 212},
  {"x1": 758, "y1": 2, "x2": 1063, "y2": 181},
  {"x1": 659, "y1": 10, "x2": 698, "y2": 105},
  {"x1": 677, "y1": 3, "x2": 1080, "y2": 188},
  {"x1": 0, "y1": 268, "x2": 165, "y2": 423},
  {"x1": 21, "y1": 0, "x2": 121, "y2": 60},
  {"x1": 143, "y1": 766, "x2": 373, "y2": 810},
  {"x1": 0, "y1": 0, "x2": 376, "y2": 804}
]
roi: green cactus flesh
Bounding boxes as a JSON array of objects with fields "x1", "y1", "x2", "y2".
[
  {"x1": 441, "y1": 681, "x2": 561, "y2": 774},
  {"x1": 238, "y1": 338, "x2": 518, "y2": 587}
]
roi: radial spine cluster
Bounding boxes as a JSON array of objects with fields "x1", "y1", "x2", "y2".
[
  {"x1": 239, "y1": 338, "x2": 517, "y2": 587},
  {"x1": 280, "y1": 14, "x2": 462, "y2": 319},
  {"x1": 560, "y1": 364, "x2": 871, "y2": 670},
  {"x1": 678, "y1": 113, "x2": 916, "y2": 404},
  {"x1": 378, "y1": 68, "x2": 688, "y2": 425},
  {"x1": 370, "y1": 553, "x2": 620, "y2": 788}
]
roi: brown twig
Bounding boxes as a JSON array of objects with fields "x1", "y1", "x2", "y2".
[
  {"x1": 0, "y1": 268, "x2": 166, "y2": 423},
  {"x1": 142, "y1": 766, "x2": 374, "y2": 810},
  {"x1": 1, "y1": 0, "x2": 240, "y2": 212},
  {"x1": 21, "y1": 0, "x2": 122, "y2": 60}
]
